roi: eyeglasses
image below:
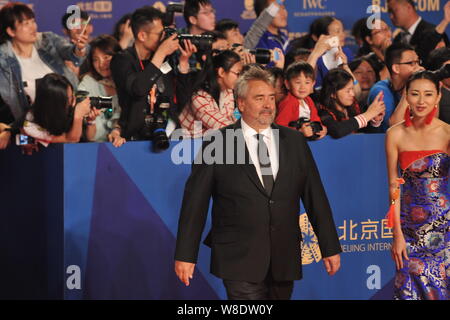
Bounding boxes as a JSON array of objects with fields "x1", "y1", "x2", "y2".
[
  {"x1": 396, "y1": 59, "x2": 422, "y2": 66},
  {"x1": 229, "y1": 70, "x2": 241, "y2": 76}
]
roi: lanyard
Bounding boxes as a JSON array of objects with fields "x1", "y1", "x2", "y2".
[{"x1": 139, "y1": 59, "x2": 156, "y2": 114}]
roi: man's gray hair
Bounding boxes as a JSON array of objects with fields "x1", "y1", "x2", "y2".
[{"x1": 234, "y1": 65, "x2": 275, "y2": 99}]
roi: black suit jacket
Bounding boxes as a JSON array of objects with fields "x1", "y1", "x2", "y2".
[
  {"x1": 394, "y1": 19, "x2": 450, "y2": 63},
  {"x1": 110, "y1": 46, "x2": 190, "y2": 139},
  {"x1": 174, "y1": 120, "x2": 342, "y2": 282}
]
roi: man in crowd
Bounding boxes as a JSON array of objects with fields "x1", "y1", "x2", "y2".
[
  {"x1": 367, "y1": 43, "x2": 421, "y2": 131},
  {"x1": 388, "y1": 0, "x2": 450, "y2": 62},
  {"x1": 174, "y1": 66, "x2": 341, "y2": 300},
  {"x1": 110, "y1": 6, "x2": 195, "y2": 142},
  {"x1": 61, "y1": 9, "x2": 94, "y2": 77}
]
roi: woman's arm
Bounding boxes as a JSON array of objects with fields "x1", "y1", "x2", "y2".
[{"x1": 385, "y1": 129, "x2": 408, "y2": 270}]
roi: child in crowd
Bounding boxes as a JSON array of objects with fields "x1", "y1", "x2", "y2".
[{"x1": 275, "y1": 61, "x2": 327, "y2": 140}]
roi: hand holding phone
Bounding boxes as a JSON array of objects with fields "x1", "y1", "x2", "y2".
[{"x1": 325, "y1": 36, "x2": 339, "y2": 49}]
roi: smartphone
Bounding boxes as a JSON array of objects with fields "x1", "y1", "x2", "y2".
[
  {"x1": 326, "y1": 36, "x2": 339, "y2": 48},
  {"x1": 16, "y1": 134, "x2": 35, "y2": 146},
  {"x1": 273, "y1": 50, "x2": 280, "y2": 62},
  {"x1": 79, "y1": 16, "x2": 91, "y2": 37}
]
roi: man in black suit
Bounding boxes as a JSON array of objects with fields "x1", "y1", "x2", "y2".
[
  {"x1": 388, "y1": 0, "x2": 450, "y2": 63},
  {"x1": 174, "y1": 66, "x2": 341, "y2": 300}
]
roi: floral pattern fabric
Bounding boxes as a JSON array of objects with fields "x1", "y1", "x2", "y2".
[{"x1": 394, "y1": 152, "x2": 449, "y2": 300}]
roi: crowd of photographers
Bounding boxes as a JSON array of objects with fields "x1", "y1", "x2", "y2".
[{"x1": 0, "y1": 0, "x2": 449, "y2": 153}]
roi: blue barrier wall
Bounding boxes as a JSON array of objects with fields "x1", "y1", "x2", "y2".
[
  {"x1": 0, "y1": 134, "x2": 397, "y2": 299},
  {"x1": 1, "y1": 0, "x2": 448, "y2": 45}
]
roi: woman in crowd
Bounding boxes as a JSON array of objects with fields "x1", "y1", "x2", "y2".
[
  {"x1": 78, "y1": 35, "x2": 125, "y2": 147},
  {"x1": 385, "y1": 70, "x2": 449, "y2": 300},
  {"x1": 318, "y1": 68, "x2": 385, "y2": 139},
  {"x1": 23, "y1": 73, "x2": 99, "y2": 145},
  {"x1": 292, "y1": 16, "x2": 354, "y2": 89},
  {"x1": 179, "y1": 50, "x2": 242, "y2": 137},
  {"x1": 357, "y1": 17, "x2": 392, "y2": 80},
  {"x1": 0, "y1": 2, "x2": 88, "y2": 121},
  {"x1": 349, "y1": 56, "x2": 380, "y2": 111}
]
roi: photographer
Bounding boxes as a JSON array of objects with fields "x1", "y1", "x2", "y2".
[
  {"x1": 110, "y1": 6, "x2": 196, "y2": 142},
  {"x1": 78, "y1": 35, "x2": 124, "y2": 146},
  {"x1": 22, "y1": 73, "x2": 99, "y2": 145}
]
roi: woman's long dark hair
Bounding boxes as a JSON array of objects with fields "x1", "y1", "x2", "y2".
[
  {"x1": 190, "y1": 50, "x2": 241, "y2": 105},
  {"x1": 32, "y1": 73, "x2": 73, "y2": 136},
  {"x1": 288, "y1": 16, "x2": 336, "y2": 52},
  {"x1": 319, "y1": 68, "x2": 359, "y2": 121},
  {"x1": 84, "y1": 34, "x2": 121, "y2": 81}
]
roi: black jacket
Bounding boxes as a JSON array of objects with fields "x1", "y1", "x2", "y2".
[
  {"x1": 394, "y1": 19, "x2": 450, "y2": 63},
  {"x1": 110, "y1": 46, "x2": 190, "y2": 139},
  {"x1": 175, "y1": 120, "x2": 342, "y2": 282}
]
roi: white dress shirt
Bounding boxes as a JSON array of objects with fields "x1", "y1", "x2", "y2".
[
  {"x1": 406, "y1": 16, "x2": 422, "y2": 43},
  {"x1": 241, "y1": 118, "x2": 279, "y2": 186}
]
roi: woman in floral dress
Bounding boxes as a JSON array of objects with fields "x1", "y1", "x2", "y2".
[{"x1": 385, "y1": 70, "x2": 449, "y2": 300}]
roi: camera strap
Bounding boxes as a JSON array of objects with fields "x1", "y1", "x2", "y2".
[{"x1": 139, "y1": 60, "x2": 157, "y2": 114}]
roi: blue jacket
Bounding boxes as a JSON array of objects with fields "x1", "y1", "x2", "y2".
[
  {"x1": 0, "y1": 32, "x2": 84, "y2": 121},
  {"x1": 367, "y1": 79, "x2": 401, "y2": 132},
  {"x1": 255, "y1": 29, "x2": 290, "y2": 53}
]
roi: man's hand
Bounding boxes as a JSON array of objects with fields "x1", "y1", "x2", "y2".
[
  {"x1": 175, "y1": 260, "x2": 196, "y2": 286},
  {"x1": 444, "y1": 1, "x2": 450, "y2": 23},
  {"x1": 322, "y1": 254, "x2": 340, "y2": 276},
  {"x1": 152, "y1": 34, "x2": 179, "y2": 68},
  {"x1": 73, "y1": 33, "x2": 89, "y2": 57},
  {"x1": 179, "y1": 40, "x2": 197, "y2": 73}
]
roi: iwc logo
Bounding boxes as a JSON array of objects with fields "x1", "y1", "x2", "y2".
[
  {"x1": 299, "y1": 213, "x2": 322, "y2": 265},
  {"x1": 241, "y1": 0, "x2": 257, "y2": 20}
]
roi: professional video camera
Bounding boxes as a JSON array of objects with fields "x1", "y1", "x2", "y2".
[
  {"x1": 289, "y1": 117, "x2": 323, "y2": 140},
  {"x1": 164, "y1": 27, "x2": 215, "y2": 51},
  {"x1": 433, "y1": 63, "x2": 450, "y2": 81},
  {"x1": 142, "y1": 96, "x2": 171, "y2": 152},
  {"x1": 163, "y1": 2, "x2": 184, "y2": 27}
]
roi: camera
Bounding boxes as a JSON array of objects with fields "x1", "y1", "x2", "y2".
[
  {"x1": 289, "y1": 117, "x2": 323, "y2": 140},
  {"x1": 163, "y1": 2, "x2": 184, "y2": 27},
  {"x1": 231, "y1": 44, "x2": 273, "y2": 65},
  {"x1": 75, "y1": 91, "x2": 113, "y2": 111},
  {"x1": 433, "y1": 63, "x2": 450, "y2": 81},
  {"x1": 142, "y1": 96, "x2": 171, "y2": 152},
  {"x1": 164, "y1": 27, "x2": 215, "y2": 52}
]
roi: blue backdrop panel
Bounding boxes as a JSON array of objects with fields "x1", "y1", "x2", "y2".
[
  {"x1": 0, "y1": 144, "x2": 64, "y2": 300},
  {"x1": 59, "y1": 134, "x2": 395, "y2": 300},
  {"x1": 1, "y1": 0, "x2": 447, "y2": 43}
]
